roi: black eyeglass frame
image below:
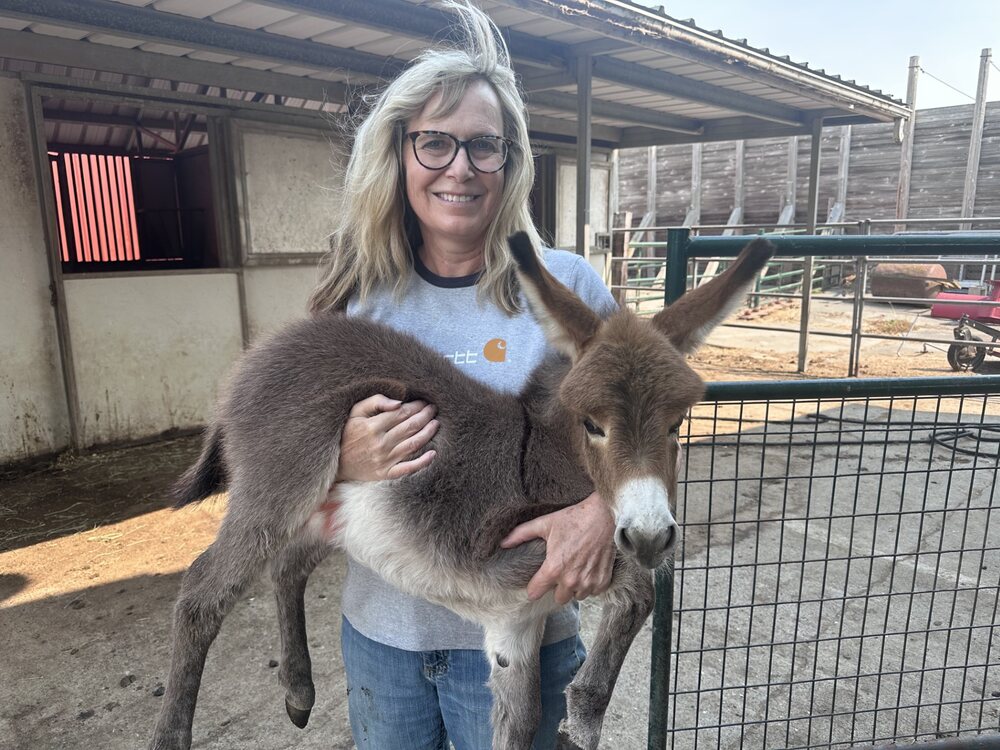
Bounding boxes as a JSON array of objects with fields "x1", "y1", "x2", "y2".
[{"x1": 405, "y1": 130, "x2": 513, "y2": 174}]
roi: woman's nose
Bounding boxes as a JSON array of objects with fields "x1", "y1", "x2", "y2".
[{"x1": 444, "y1": 145, "x2": 476, "y2": 179}]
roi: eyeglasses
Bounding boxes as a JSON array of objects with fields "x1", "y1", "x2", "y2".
[{"x1": 406, "y1": 130, "x2": 511, "y2": 173}]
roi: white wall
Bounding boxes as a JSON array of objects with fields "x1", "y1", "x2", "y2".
[
  {"x1": 236, "y1": 122, "x2": 341, "y2": 258},
  {"x1": 243, "y1": 265, "x2": 318, "y2": 341},
  {"x1": 0, "y1": 77, "x2": 70, "y2": 463},
  {"x1": 63, "y1": 274, "x2": 243, "y2": 447},
  {"x1": 555, "y1": 159, "x2": 611, "y2": 251}
]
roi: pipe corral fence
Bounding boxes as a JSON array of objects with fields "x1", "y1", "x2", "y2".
[
  {"x1": 604, "y1": 225, "x2": 1000, "y2": 377},
  {"x1": 644, "y1": 233, "x2": 1000, "y2": 749}
]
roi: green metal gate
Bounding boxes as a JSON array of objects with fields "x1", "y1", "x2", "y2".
[{"x1": 647, "y1": 233, "x2": 1000, "y2": 749}]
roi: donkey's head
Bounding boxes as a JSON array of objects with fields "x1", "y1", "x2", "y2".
[{"x1": 510, "y1": 233, "x2": 774, "y2": 569}]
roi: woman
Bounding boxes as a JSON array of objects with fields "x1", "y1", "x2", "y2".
[{"x1": 307, "y1": 3, "x2": 617, "y2": 747}]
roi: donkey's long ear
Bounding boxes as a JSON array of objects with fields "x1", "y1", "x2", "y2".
[
  {"x1": 652, "y1": 238, "x2": 774, "y2": 353},
  {"x1": 509, "y1": 232, "x2": 601, "y2": 361}
]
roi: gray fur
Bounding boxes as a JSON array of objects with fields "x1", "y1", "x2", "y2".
[{"x1": 149, "y1": 235, "x2": 773, "y2": 750}]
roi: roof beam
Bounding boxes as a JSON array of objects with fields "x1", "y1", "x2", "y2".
[
  {"x1": 592, "y1": 56, "x2": 804, "y2": 126},
  {"x1": 255, "y1": 0, "x2": 567, "y2": 70},
  {"x1": 0, "y1": 0, "x2": 404, "y2": 80},
  {"x1": 519, "y1": 70, "x2": 576, "y2": 93},
  {"x1": 528, "y1": 113, "x2": 620, "y2": 144},
  {"x1": 0, "y1": 29, "x2": 345, "y2": 103},
  {"x1": 530, "y1": 90, "x2": 703, "y2": 135},
  {"x1": 617, "y1": 114, "x2": 876, "y2": 148},
  {"x1": 568, "y1": 38, "x2": 633, "y2": 57},
  {"x1": 42, "y1": 108, "x2": 209, "y2": 134}
]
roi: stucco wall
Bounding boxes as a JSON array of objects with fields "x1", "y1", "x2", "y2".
[
  {"x1": 63, "y1": 273, "x2": 243, "y2": 447},
  {"x1": 0, "y1": 77, "x2": 70, "y2": 463},
  {"x1": 236, "y1": 123, "x2": 341, "y2": 258},
  {"x1": 243, "y1": 265, "x2": 318, "y2": 341}
]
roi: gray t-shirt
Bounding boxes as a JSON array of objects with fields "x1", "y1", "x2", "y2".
[{"x1": 343, "y1": 247, "x2": 616, "y2": 651}]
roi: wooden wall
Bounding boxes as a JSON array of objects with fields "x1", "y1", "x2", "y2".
[{"x1": 617, "y1": 102, "x2": 1000, "y2": 230}]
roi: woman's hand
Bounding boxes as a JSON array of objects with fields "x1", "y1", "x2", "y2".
[
  {"x1": 335, "y1": 394, "x2": 439, "y2": 482},
  {"x1": 500, "y1": 492, "x2": 616, "y2": 605}
]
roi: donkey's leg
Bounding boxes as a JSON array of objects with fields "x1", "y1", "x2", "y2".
[
  {"x1": 149, "y1": 503, "x2": 288, "y2": 750},
  {"x1": 271, "y1": 536, "x2": 330, "y2": 728},
  {"x1": 484, "y1": 614, "x2": 547, "y2": 750},
  {"x1": 561, "y1": 559, "x2": 656, "y2": 750}
]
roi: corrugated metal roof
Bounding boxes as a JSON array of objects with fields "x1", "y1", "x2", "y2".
[{"x1": 0, "y1": 0, "x2": 911, "y2": 150}]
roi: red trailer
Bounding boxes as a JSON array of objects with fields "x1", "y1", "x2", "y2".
[
  {"x1": 928, "y1": 280, "x2": 1000, "y2": 370},
  {"x1": 930, "y1": 278, "x2": 1000, "y2": 322}
]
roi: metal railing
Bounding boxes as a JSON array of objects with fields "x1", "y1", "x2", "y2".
[
  {"x1": 647, "y1": 376, "x2": 1000, "y2": 749},
  {"x1": 607, "y1": 230, "x2": 1000, "y2": 376}
]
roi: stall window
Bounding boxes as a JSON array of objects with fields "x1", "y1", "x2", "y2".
[{"x1": 43, "y1": 99, "x2": 220, "y2": 272}]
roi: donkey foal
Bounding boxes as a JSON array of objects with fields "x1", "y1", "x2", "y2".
[{"x1": 148, "y1": 234, "x2": 774, "y2": 750}]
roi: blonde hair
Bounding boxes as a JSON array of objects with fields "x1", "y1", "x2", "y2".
[{"x1": 308, "y1": 0, "x2": 542, "y2": 315}]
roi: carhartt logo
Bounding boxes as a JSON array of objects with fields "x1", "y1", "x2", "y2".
[{"x1": 483, "y1": 338, "x2": 507, "y2": 363}]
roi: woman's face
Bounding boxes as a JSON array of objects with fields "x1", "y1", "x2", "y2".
[{"x1": 403, "y1": 79, "x2": 506, "y2": 257}]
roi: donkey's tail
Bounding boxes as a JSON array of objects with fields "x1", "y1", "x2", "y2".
[{"x1": 172, "y1": 422, "x2": 227, "y2": 507}]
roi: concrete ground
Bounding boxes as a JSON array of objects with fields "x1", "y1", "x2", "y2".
[
  {"x1": 2, "y1": 303, "x2": 998, "y2": 750},
  {"x1": 0, "y1": 436, "x2": 655, "y2": 750}
]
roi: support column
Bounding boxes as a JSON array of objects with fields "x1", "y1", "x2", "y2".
[
  {"x1": 798, "y1": 117, "x2": 824, "y2": 373},
  {"x1": 646, "y1": 145, "x2": 657, "y2": 223},
  {"x1": 722, "y1": 140, "x2": 745, "y2": 236},
  {"x1": 833, "y1": 125, "x2": 852, "y2": 222},
  {"x1": 779, "y1": 136, "x2": 798, "y2": 225},
  {"x1": 961, "y1": 48, "x2": 992, "y2": 230},
  {"x1": 575, "y1": 54, "x2": 592, "y2": 257},
  {"x1": 895, "y1": 56, "x2": 920, "y2": 231},
  {"x1": 684, "y1": 142, "x2": 702, "y2": 227}
]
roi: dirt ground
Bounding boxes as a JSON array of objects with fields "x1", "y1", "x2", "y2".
[
  {"x1": 690, "y1": 297, "x2": 1000, "y2": 381},
  {"x1": 1, "y1": 298, "x2": 996, "y2": 749}
]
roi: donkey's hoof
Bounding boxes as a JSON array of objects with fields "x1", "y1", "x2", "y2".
[{"x1": 285, "y1": 700, "x2": 311, "y2": 728}]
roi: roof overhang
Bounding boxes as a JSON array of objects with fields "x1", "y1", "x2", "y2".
[{"x1": 0, "y1": 0, "x2": 911, "y2": 149}]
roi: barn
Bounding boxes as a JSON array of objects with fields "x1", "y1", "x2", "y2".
[{"x1": 0, "y1": 0, "x2": 907, "y2": 463}]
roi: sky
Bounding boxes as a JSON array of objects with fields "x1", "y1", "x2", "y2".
[{"x1": 633, "y1": 0, "x2": 1000, "y2": 109}]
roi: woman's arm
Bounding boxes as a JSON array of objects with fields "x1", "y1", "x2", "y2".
[{"x1": 500, "y1": 492, "x2": 616, "y2": 605}]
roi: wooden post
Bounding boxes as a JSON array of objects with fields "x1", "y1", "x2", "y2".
[
  {"x1": 722, "y1": 140, "x2": 745, "y2": 238},
  {"x1": 779, "y1": 136, "x2": 798, "y2": 225},
  {"x1": 684, "y1": 142, "x2": 702, "y2": 227},
  {"x1": 611, "y1": 210, "x2": 633, "y2": 306},
  {"x1": 610, "y1": 148, "x2": 620, "y2": 218},
  {"x1": 961, "y1": 48, "x2": 992, "y2": 230},
  {"x1": 576, "y1": 54, "x2": 592, "y2": 257},
  {"x1": 836, "y1": 126, "x2": 852, "y2": 213},
  {"x1": 895, "y1": 55, "x2": 920, "y2": 231},
  {"x1": 733, "y1": 140, "x2": 745, "y2": 223},
  {"x1": 797, "y1": 117, "x2": 824, "y2": 373},
  {"x1": 646, "y1": 145, "x2": 657, "y2": 223}
]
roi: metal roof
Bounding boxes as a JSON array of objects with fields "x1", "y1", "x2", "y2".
[{"x1": 0, "y1": 0, "x2": 911, "y2": 150}]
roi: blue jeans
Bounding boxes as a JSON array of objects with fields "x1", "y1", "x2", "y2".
[{"x1": 341, "y1": 616, "x2": 586, "y2": 750}]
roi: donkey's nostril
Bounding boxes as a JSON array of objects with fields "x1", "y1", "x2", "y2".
[
  {"x1": 662, "y1": 524, "x2": 676, "y2": 551},
  {"x1": 615, "y1": 526, "x2": 636, "y2": 555},
  {"x1": 616, "y1": 523, "x2": 678, "y2": 567}
]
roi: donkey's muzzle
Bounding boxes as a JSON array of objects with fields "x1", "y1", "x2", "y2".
[
  {"x1": 615, "y1": 523, "x2": 677, "y2": 569},
  {"x1": 613, "y1": 476, "x2": 678, "y2": 568}
]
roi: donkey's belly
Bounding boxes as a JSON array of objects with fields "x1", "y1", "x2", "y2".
[{"x1": 323, "y1": 481, "x2": 531, "y2": 622}]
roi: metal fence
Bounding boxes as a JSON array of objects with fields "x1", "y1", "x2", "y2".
[
  {"x1": 605, "y1": 229, "x2": 1000, "y2": 376},
  {"x1": 644, "y1": 234, "x2": 1000, "y2": 749}
]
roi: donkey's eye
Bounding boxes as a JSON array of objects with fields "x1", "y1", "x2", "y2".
[
  {"x1": 668, "y1": 419, "x2": 684, "y2": 436},
  {"x1": 583, "y1": 418, "x2": 605, "y2": 437}
]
